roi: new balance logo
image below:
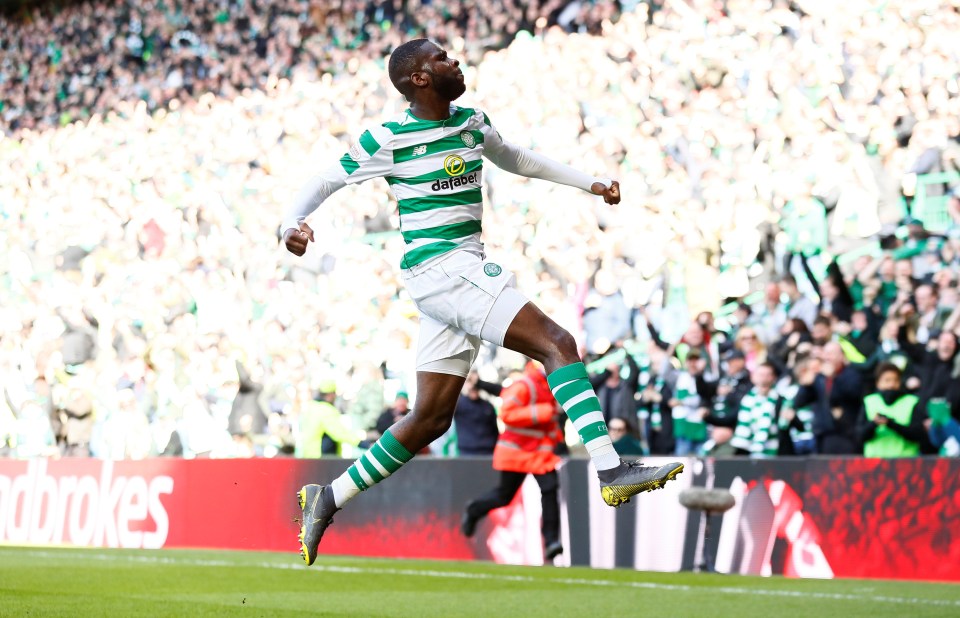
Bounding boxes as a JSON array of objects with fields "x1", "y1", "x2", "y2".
[{"x1": 412, "y1": 145, "x2": 427, "y2": 156}]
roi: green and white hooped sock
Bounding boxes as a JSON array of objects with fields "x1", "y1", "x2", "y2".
[
  {"x1": 330, "y1": 429, "x2": 414, "y2": 508},
  {"x1": 547, "y1": 362, "x2": 620, "y2": 471}
]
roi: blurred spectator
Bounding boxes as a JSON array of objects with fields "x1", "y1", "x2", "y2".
[
  {"x1": 700, "y1": 349, "x2": 751, "y2": 455},
  {"x1": 926, "y1": 396, "x2": 960, "y2": 457},
  {"x1": 375, "y1": 391, "x2": 411, "y2": 436},
  {"x1": 855, "y1": 318, "x2": 913, "y2": 376},
  {"x1": 902, "y1": 331, "x2": 960, "y2": 420},
  {"x1": 295, "y1": 381, "x2": 364, "y2": 458},
  {"x1": 346, "y1": 364, "x2": 386, "y2": 435},
  {"x1": 732, "y1": 326, "x2": 768, "y2": 374},
  {"x1": 857, "y1": 363, "x2": 923, "y2": 458},
  {"x1": 778, "y1": 358, "x2": 817, "y2": 455},
  {"x1": 94, "y1": 386, "x2": 152, "y2": 459},
  {"x1": 725, "y1": 302, "x2": 752, "y2": 344},
  {"x1": 589, "y1": 345, "x2": 641, "y2": 426},
  {"x1": 778, "y1": 275, "x2": 818, "y2": 330},
  {"x1": 912, "y1": 284, "x2": 949, "y2": 345},
  {"x1": 454, "y1": 372, "x2": 499, "y2": 456},
  {"x1": 608, "y1": 417, "x2": 644, "y2": 456},
  {"x1": 57, "y1": 386, "x2": 95, "y2": 457},
  {"x1": 582, "y1": 269, "x2": 632, "y2": 355},
  {"x1": 638, "y1": 345, "x2": 674, "y2": 455},
  {"x1": 730, "y1": 362, "x2": 781, "y2": 458},
  {"x1": 782, "y1": 191, "x2": 828, "y2": 261},
  {"x1": 11, "y1": 399, "x2": 59, "y2": 458},
  {"x1": 768, "y1": 318, "x2": 812, "y2": 371},
  {"x1": 648, "y1": 317, "x2": 720, "y2": 381},
  {"x1": 668, "y1": 349, "x2": 712, "y2": 456},
  {"x1": 845, "y1": 310, "x2": 879, "y2": 360},
  {"x1": 794, "y1": 342, "x2": 864, "y2": 455},
  {"x1": 813, "y1": 265, "x2": 855, "y2": 325},
  {"x1": 750, "y1": 282, "x2": 787, "y2": 346},
  {"x1": 229, "y1": 360, "x2": 267, "y2": 436},
  {"x1": 810, "y1": 316, "x2": 834, "y2": 347}
]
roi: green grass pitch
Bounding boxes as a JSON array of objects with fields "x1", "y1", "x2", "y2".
[{"x1": 1, "y1": 547, "x2": 958, "y2": 617}]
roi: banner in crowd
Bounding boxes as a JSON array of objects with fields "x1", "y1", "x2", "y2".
[{"x1": 0, "y1": 457, "x2": 956, "y2": 581}]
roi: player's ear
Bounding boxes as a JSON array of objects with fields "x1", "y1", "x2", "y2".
[{"x1": 410, "y1": 70, "x2": 429, "y2": 88}]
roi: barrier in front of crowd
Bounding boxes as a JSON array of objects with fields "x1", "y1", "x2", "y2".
[{"x1": 0, "y1": 456, "x2": 956, "y2": 581}]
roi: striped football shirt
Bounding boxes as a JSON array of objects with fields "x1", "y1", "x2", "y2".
[
  {"x1": 730, "y1": 388, "x2": 780, "y2": 456},
  {"x1": 283, "y1": 104, "x2": 603, "y2": 271},
  {"x1": 338, "y1": 105, "x2": 495, "y2": 270}
]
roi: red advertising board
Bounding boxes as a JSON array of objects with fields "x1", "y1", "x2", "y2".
[
  {"x1": 1, "y1": 456, "x2": 958, "y2": 582},
  {"x1": 0, "y1": 458, "x2": 301, "y2": 551}
]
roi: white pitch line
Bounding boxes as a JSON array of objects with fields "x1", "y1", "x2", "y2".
[{"x1": 9, "y1": 549, "x2": 960, "y2": 608}]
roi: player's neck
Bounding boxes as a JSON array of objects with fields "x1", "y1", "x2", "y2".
[{"x1": 409, "y1": 97, "x2": 452, "y2": 121}]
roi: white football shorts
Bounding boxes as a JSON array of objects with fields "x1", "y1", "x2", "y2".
[{"x1": 401, "y1": 249, "x2": 529, "y2": 376}]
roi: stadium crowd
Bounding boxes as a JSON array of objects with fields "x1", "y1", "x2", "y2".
[{"x1": 1, "y1": 0, "x2": 959, "y2": 461}]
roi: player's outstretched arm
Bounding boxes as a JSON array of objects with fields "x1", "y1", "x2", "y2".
[
  {"x1": 281, "y1": 163, "x2": 348, "y2": 256},
  {"x1": 281, "y1": 127, "x2": 393, "y2": 256},
  {"x1": 481, "y1": 114, "x2": 619, "y2": 202}
]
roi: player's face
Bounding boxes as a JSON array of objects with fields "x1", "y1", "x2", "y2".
[{"x1": 423, "y1": 44, "x2": 466, "y2": 100}]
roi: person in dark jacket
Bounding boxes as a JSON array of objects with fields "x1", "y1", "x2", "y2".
[
  {"x1": 846, "y1": 310, "x2": 879, "y2": 360},
  {"x1": 903, "y1": 331, "x2": 960, "y2": 415},
  {"x1": 454, "y1": 372, "x2": 499, "y2": 456},
  {"x1": 228, "y1": 360, "x2": 267, "y2": 435},
  {"x1": 58, "y1": 307, "x2": 98, "y2": 367},
  {"x1": 818, "y1": 277, "x2": 854, "y2": 325},
  {"x1": 375, "y1": 391, "x2": 411, "y2": 436},
  {"x1": 608, "y1": 417, "x2": 645, "y2": 456},
  {"x1": 854, "y1": 318, "x2": 914, "y2": 377},
  {"x1": 703, "y1": 349, "x2": 752, "y2": 429},
  {"x1": 794, "y1": 342, "x2": 864, "y2": 454},
  {"x1": 798, "y1": 256, "x2": 855, "y2": 324},
  {"x1": 589, "y1": 346, "x2": 642, "y2": 425},
  {"x1": 699, "y1": 349, "x2": 752, "y2": 455},
  {"x1": 768, "y1": 318, "x2": 812, "y2": 374}
]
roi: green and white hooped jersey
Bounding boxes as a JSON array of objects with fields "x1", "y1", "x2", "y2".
[
  {"x1": 340, "y1": 106, "x2": 498, "y2": 270},
  {"x1": 284, "y1": 104, "x2": 603, "y2": 270}
]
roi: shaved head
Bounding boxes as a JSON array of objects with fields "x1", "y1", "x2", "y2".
[{"x1": 388, "y1": 39, "x2": 431, "y2": 101}]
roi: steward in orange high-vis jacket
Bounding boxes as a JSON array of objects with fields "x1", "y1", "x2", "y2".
[{"x1": 460, "y1": 361, "x2": 564, "y2": 561}]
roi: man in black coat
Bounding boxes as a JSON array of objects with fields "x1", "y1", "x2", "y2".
[
  {"x1": 794, "y1": 342, "x2": 864, "y2": 454},
  {"x1": 454, "y1": 372, "x2": 500, "y2": 456},
  {"x1": 590, "y1": 347, "x2": 642, "y2": 425},
  {"x1": 702, "y1": 349, "x2": 752, "y2": 429},
  {"x1": 903, "y1": 331, "x2": 960, "y2": 436}
]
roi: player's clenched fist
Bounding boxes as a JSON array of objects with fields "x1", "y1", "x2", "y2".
[
  {"x1": 283, "y1": 222, "x2": 315, "y2": 256},
  {"x1": 591, "y1": 180, "x2": 621, "y2": 205}
]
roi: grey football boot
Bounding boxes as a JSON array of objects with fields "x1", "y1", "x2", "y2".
[
  {"x1": 597, "y1": 460, "x2": 684, "y2": 507},
  {"x1": 297, "y1": 484, "x2": 339, "y2": 566}
]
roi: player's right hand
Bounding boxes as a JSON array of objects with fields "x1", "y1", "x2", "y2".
[
  {"x1": 591, "y1": 180, "x2": 621, "y2": 205},
  {"x1": 283, "y1": 222, "x2": 314, "y2": 256}
]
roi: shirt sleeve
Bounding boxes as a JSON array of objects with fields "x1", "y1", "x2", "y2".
[
  {"x1": 479, "y1": 112, "x2": 609, "y2": 193},
  {"x1": 280, "y1": 127, "x2": 393, "y2": 234}
]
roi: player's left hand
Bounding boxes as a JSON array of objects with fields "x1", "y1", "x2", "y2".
[{"x1": 591, "y1": 180, "x2": 620, "y2": 205}]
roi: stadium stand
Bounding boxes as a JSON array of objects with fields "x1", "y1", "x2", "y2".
[{"x1": 1, "y1": 0, "x2": 959, "y2": 460}]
